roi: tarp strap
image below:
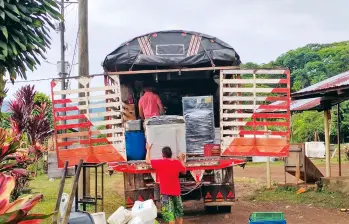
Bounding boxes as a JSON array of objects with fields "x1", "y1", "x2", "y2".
[
  {"x1": 129, "y1": 34, "x2": 152, "y2": 71},
  {"x1": 200, "y1": 40, "x2": 216, "y2": 68}
]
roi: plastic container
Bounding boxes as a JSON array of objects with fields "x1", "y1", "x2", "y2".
[
  {"x1": 145, "y1": 116, "x2": 186, "y2": 160},
  {"x1": 128, "y1": 217, "x2": 143, "y2": 224},
  {"x1": 131, "y1": 200, "x2": 157, "y2": 223},
  {"x1": 125, "y1": 131, "x2": 146, "y2": 161},
  {"x1": 68, "y1": 212, "x2": 94, "y2": 224},
  {"x1": 59, "y1": 193, "x2": 76, "y2": 218},
  {"x1": 107, "y1": 206, "x2": 132, "y2": 224},
  {"x1": 248, "y1": 220, "x2": 286, "y2": 224},
  {"x1": 249, "y1": 212, "x2": 286, "y2": 224},
  {"x1": 91, "y1": 212, "x2": 106, "y2": 224},
  {"x1": 126, "y1": 120, "x2": 141, "y2": 131}
]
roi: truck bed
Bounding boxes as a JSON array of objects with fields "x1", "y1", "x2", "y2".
[{"x1": 109, "y1": 157, "x2": 246, "y2": 173}]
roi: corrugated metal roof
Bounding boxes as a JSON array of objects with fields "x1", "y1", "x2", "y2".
[
  {"x1": 256, "y1": 98, "x2": 321, "y2": 113},
  {"x1": 294, "y1": 70, "x2": 349, "y2": 94},
  {"x1": 261, "y1": 70, "x2": 349, "y2": 112}
]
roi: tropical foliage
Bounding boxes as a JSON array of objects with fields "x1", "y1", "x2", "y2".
[
  {"x1": 9, "y1": 85, "x2": 52, "y2": 153},
  {"x1": 34, "y1": 92, "x2": 53, "y2": 128},
  {"x1": 0, "y1": 0, "x2": 61, "y2": 82},
  {"x1": 273, "y1": 41, "x2": 349, "y2": 92},
  {"x1": 243, "y1": 41, "x2": 349, "y2": 143},
  {"x1": 0, "y1": 173, "x2": 49, "y2": 224}
]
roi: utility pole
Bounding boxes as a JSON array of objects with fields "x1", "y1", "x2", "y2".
[
  {"x1": 60, "y1": 0, "x2": 67, "y2": 124},
  {"x1": 78, "y1": 0, "x2": 90, "y2": 199}
]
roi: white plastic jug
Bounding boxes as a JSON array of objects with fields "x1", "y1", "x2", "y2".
[
  {"x1": 107, "y1": 206, "x2": 132, "y2": 224},
  {"x1": 131, "y1": 200, "x2": 157, "y2": 223},
  {"x1": 59, "y1": 193, "x2": 75, "y2": 218},
  {"x1": 128, "y1": 217, "x2": 143, "y2": 224},
  {"x1": 91, "y1": 212, "x2": 106, "y2": 224}
]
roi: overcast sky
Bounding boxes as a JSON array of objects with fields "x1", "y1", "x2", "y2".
[{"x1": 5, "y1": 0, "x2": 349, "y2": 100}]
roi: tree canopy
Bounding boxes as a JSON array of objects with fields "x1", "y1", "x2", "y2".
[
  {"x1": 273, "y1": 41, "x2": 349, "y2": 92},
  {"x1": 243, "y1": 41, "x2": 349, "y2": 143},
  {"x1": 0, "y1": 0, "x2": 61, "y2": 82}
]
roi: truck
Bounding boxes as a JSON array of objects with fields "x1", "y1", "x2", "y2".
[{"x1": 51, "y1": 30, "x2": 290, "y2": 212}]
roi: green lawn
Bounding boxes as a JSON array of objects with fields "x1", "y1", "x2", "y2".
[
  {"x1": 249, "y1": 185, "x2": 349, "y2": 209},
  {"x1": 28, "y1": 172, "x2": 124, "y2": 223},
  {"x1": 246, "y1": 156, "x2": 348, "y2": 168}
]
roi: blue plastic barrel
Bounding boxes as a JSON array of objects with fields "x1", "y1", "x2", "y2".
[{"x1": 125, "y1": 131, "x2": 146, "y2": 161}]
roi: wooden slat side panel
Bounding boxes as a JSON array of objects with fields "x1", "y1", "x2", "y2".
[
  {"x1": 220, "y1": 69, "x2": 291, "y2": 157},
  {"x1": 51, "y1": 75, "x2": 126, "y2": 167}
]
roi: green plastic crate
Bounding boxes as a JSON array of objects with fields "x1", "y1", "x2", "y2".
[{"x1": 250, "y1": 212, "x2": 285, "y2": 221}]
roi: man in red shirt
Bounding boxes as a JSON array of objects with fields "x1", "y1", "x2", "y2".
[
  {"x1": 138, "y1": 82, "x2": 164, "y2": 120},
  {"x1": 146, "y1": 144, "x2": 186, "y2": 224}
]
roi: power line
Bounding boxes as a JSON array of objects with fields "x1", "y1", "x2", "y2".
[
  {"x1": 6, "y1": 77, "x2": 58, "y2": 84},
  {"x1": 69, "y1": 27, "x2": 79, "y2": 77}
]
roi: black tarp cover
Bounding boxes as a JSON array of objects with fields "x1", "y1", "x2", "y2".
[{"x1": 103, "y1": 30, "x2": 241, "y2": 72}]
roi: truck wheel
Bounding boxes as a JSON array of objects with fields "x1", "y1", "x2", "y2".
[{"x1": 218, "y1": 205, "x2": 232, "y2": 213}]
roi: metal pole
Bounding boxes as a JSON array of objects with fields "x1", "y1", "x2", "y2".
[
  {"x1": 60, "y1": 0, "x2": 66, "y2": 124},
  {"x1": 324, "y1": 109, "x2": 331, "y2": 177},
  {"x1": 337, "y1": 103, "x2": 341, "y2": 176}
]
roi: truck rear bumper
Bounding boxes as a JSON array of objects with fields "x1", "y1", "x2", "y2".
[{"x1": 204, "y1": 201, "x2": 235, "y2": 206}]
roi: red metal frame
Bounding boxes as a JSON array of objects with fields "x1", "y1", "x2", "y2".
[{"x1": 109, "y1": 158, "x2": 246, "y2": 174}]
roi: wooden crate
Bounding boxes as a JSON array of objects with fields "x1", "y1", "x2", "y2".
[{"x1": 123, "y1": 103, "x2": 136, "y2": 122}]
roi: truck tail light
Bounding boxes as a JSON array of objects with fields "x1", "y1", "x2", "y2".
[
  {"x1": 138, "y1": 195, "x2": 144, "y2": 201},
  {"x1": 216, "y1": 192, "x2": 224, "y2": 201},
  {"x1": 227, "y1": 191, "x2": 234, "y2": 199},
  {"x1": 204, "y1": 192, "x2": 213, "y2": 202},
  {"x1": 126, "y1": 197, "x2": 134, "y2": 207}
]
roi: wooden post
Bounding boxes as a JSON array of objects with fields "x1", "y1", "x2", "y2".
[
  {"x1": 62, "y1": 160, "x2": 83, "y2": 224},
  {"x1": 264, "y1": 120, "x2": 271, "y2": 189},
  {"x1": 52, "y1": 161, "x2": 69, "y2": 224},
  {"x1": 78, "y1": 0, "x2": 90, "y2": 198},
  {"x1": 295, "y1": 153, "x2": 300, "y2": 185},
  {"x1": 324, "y1": 109, "x2": 331, "y2": 177},
  {"x1": 337, "y1": 103, "x2": 341, "y2": 176}
]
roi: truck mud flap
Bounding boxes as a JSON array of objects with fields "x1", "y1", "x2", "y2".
[
  {"x1": 203, "y1": 184, "x2": 235, "y2": 203},
  {"x1": 125, "y1": 188, "x2": 155, "y2": 208}
]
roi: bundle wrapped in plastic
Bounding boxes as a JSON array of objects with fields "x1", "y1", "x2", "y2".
[
  {"x1": 182, "y1": 96, "x2": 215, "y2": 154},
  {"x1": 144, "y1": 115, "x2": 185, "y2": 125}
]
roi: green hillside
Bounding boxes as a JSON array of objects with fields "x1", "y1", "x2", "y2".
[{"x1": 244, "y1": 40, "x2": 349, "y2": 143}]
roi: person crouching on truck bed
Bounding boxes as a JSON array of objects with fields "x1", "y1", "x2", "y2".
[
  {"x1": 146, "y1": 144, "x2": 186, "y2": 224},
  {"x1": 138, "y1": 81, "x2": 164, "y2": 121}
]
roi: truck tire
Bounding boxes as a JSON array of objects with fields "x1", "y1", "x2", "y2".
[{"x1": 218, "y1": 205, "x2": 232, "y2": 213}]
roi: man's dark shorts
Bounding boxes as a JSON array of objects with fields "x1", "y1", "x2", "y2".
[{"x1": 160, "y1": 195, "x2": 184, "y2": 222}]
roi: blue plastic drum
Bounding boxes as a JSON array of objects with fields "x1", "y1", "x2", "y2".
[{"x1": 125, "y1": 131, "x2": 146, "y2": 161}]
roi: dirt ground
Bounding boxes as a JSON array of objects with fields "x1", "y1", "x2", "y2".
[{"x1": 179, "y1": 163, "x2": 349, "y2": 224}]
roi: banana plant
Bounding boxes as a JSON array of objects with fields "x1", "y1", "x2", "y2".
[{"x1": 0, "y1": 173, "x2": 50, "y2": 223}]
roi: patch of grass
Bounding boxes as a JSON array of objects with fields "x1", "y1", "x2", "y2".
[
  {"x1": 246, "y1": 157, "x2": 349, "y2": 168},
  {"x1": 249, "y1": 185, "x2": 349, "y2": 209},
  {"x1": 247, "y1": 161, "x2": 284, "y2": 167},
  {"x1": 234, "y1": 177, "x2": 259, "y2": 183},
  {"x1": 27, "y1": 171, "x2": 124, "y2": 223}
]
